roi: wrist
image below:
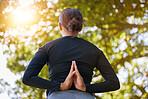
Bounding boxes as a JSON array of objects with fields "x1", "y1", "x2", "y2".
[
  {"x1": 78, "y1": 84, "x2": 86, "y2": 91},
  {"x1": 60, "y1": 83, "x2": 65, "y2": 90},
  {"x1": 60, "y1": 83, "x2": 70, "y2": 90},
  {"x1": 81, "y1": 85, "x2": 86, "y2": 91}
]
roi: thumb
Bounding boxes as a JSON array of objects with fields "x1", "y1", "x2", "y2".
[{"x1": 68, "y1": 71, "x2": 76, "y2": 78}]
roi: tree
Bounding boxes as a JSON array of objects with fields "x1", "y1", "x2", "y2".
[{"x1": 0, "y1": 0, "x2": 148, "y2": 98}]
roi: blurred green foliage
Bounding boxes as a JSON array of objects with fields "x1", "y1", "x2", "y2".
[{"x1": 0, "y1": 0, "x2": 148, "y2": 99}]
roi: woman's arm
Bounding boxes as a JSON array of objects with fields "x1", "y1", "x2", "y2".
[
  {"x1": 22, "y1": 47, "x2": 60, "y2": 91},
  {"x1": 85, "y1": 51, "x2": 120, "y2": 93}
]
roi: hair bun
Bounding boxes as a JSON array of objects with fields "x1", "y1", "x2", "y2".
[
  {"x1": 59, "y1": 8, "x2": 83, "y2": 33},
  {"x1": 67, "y1": 17, "x2": 82, "y2": 32}
]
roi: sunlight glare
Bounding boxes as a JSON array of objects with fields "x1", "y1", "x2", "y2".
[
  {"x1": 19, "y1": 0, "x2": 34, "y2": 7},
  {"x1": 12, "y1": 8, "x2": 34, "y2": 25},
  {"x1": 10, "y1": 0, "x2": 37, "y2": 26}
]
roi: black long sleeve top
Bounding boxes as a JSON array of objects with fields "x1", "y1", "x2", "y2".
[{"x1": 22, "y1": 36, "x2": 120, "y2": 96}]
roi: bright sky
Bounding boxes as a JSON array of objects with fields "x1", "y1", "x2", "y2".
[
  {"x1": 0, "y1": 44, "x2": 14, "y2": 99},
  {"x1": 0, "y1": 44, "x2": 21, "y2": 99}
]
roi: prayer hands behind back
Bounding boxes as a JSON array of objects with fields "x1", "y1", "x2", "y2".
[{"x1": 60, "y1": 61, "x2": 86, "y2": 91}]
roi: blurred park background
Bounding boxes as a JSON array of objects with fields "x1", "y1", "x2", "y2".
[{"x1": 0, "y1": 0, "x2": 148, "y2": 99}]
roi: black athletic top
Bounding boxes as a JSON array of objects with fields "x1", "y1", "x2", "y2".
[{"x1": 22, "y1": 36, "x2": 120, "y2": 96}]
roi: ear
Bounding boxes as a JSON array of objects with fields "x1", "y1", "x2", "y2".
[
  {"x1": 58, "y1": 23, "x2": 62, "y2": 31},
  {"x1": 79, "y1": 24, "x2": 83, "y2": 32}
]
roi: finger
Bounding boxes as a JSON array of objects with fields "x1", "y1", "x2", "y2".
[
  {"x1": 69, "y1": 61, "x2": 74, "y2": 73},
  {"x1": 67, "y1": 71, "x2": 75, "y2": 79},
  {"x1": 73, "y1": 61, "x2": 79, "y2": 73},
  {"x1": 75, "y1": 70, "x2": 81, "y2": 78}
]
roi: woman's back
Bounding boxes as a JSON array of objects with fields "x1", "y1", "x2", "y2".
[{"x1": 43, "y1": 36, "x2": 98, "y2": 84}]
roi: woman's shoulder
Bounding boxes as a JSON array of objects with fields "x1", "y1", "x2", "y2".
[
  {"x1": 44, "y1": 37, "x2": 62, "y2": 46},
  {"x1": 80, "y1": 38, "x2": 101, "y2": 49},
  {"x1": 40, "y1": 37, "x2": 63, "y2": 51}
]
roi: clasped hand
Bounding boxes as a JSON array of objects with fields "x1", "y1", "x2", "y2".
[{"x1": 60, "y1": 61, "x2": 86, "y2": 91}]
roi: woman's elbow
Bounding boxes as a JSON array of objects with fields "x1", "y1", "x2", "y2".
[
  {"x1": 22, "y1": 76, "x2": 30, "y2": 85},
  {"x1": 113, "y1": 79, "x2": 120, "y2": 90},
  {"x1": 109, "y1": 78, "x2": 120, "y2": 91},
  {"x1": 115, "y1": 81, "x2": 120, "y2": 90}
]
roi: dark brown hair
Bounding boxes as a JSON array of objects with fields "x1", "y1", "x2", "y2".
[{"x1": 59, "y1": 8, "x2": 83, "y2": 33}]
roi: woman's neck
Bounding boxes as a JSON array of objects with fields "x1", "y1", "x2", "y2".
[{"x1": 62, "y1": 31, "x2": 78, "y2": 37}]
